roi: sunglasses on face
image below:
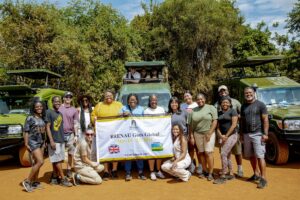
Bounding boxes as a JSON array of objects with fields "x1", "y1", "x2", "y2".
[{"x1": 86, "y1": 133, "x2": 94, "y2": 136}]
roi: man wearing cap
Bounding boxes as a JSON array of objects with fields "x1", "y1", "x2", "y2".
[
  {"x1": 215, "y1": 85, "x2": 244, "y2": 177},
  {"x1": 59, "y1": 91, "x2": 80, "y2": 178}
]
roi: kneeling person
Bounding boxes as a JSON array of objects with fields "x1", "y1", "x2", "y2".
[{"x1": 73, "y1": 127, "x2": 104, "y2": 185}]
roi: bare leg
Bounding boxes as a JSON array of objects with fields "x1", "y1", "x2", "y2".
[
  {"x1": 199, "y1": 152, "x2": 207, "y2": 173},
  {"x1": 148, "y1": 160, "x2": 155, "y2": 172},
  {"x1": 67, "y1": 154, "x2": 73, "y2": 170},
  {"x1": 257, "y1": 158, "x2": 267, "y2": 179},
  {"x1": 27, "y1": 148, "x2": 44, "y2": 181},
  {"x1": 55, "y1": 161, "x2": 66, "y2": 179},
  {"x1": 156, "y1": 159, "x2": 162, "y2": 171},
  {"x1": 112, "y1": 162, "x2": 118, "y2": 171},
  {"x1": 250, "y1": 156, "x2": 259, "y2": 176},
  {"x1": 104, "y1": 163, "x2": 109, "y2": 173},
  {"x1": 205, "y1": 152, "x2": 214, "y2": 174}
]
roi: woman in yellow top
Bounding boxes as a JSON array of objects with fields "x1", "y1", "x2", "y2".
[{"x1": 91, "y1": 89, "x2": 123, "y2": 181}]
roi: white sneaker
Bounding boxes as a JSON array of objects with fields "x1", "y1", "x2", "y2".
[
  {"x1": 150, "y1": 172, "x2": 157, "y2": 181},
  {"x1": 156, "y1": 171, "x2": 165, "y2": 179}
]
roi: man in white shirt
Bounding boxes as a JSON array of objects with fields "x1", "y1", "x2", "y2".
[{"x1": 125, "y1": 68, "x2": 141, "y2": 83}]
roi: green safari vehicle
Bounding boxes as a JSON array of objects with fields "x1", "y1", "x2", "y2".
[
  {"x1": 220, "y1": 55, "x2": 300, "y2": 164},
  {"x1": 116, "y1": 61, "x2": 171, "y2": 111},
  {"x1": 0, "y1": 69, "x2": 65, "y2": 166}
]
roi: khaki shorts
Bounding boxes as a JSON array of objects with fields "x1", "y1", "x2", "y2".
[
  {"x1": 64, "y1": 133, "x2": 76, "y2": 155},
  {"x1": 194, "y1": 132, "x2": 216, "y2": 153}
]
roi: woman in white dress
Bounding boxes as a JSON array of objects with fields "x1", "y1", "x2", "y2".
[{"x1": 162, "y1": 124, "x2": 191, "y2": 182}]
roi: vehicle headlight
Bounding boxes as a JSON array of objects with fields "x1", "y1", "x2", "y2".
[
  {"x1": 8, "y1": 125, "x2": 22, "y2": 134},
  {"x1": 284, "y1": 120, "x2": 300, "y2": 131}
]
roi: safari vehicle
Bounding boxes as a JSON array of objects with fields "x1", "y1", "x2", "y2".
[
  {"x1": 220, "y1": 55, "x2": 300, "y2": 164},
  {"x1": 0, "y1": 69, "x2": 65, "y2": 166},
  {"x1": 117, "y1": 61, "x2": 171, "y2": 111}
]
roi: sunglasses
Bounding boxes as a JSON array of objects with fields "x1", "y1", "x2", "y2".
[{"x1": 86, "y1": 133, "x2": 94, "y2": 136}]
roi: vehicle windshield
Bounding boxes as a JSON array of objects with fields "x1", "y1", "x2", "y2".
[
  {"x1": 0, "y1": 96, "x2": 32, "y2": 114},
  {"x1": 257, "y1": 87, "x2": 300, "y2": 106},
  {"x1": 121, "y1": 93, "x2": 171, "y2": 112}
]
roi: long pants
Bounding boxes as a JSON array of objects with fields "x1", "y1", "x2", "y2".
[
  {"x1": 220, "y1": 133, "x2": 238, "y2": 174},
  {"x1": 125, "y1": 160, "x2": 144, "y2": 174},
  {"x1": 161, "y1": 159, "x2": 191, "y2": 181},
  {"x1": 76, "y1": 165, "x2": 104, "y2": 185}
]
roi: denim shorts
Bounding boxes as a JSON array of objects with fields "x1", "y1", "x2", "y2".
[
  {"x1": 28, "y1": 133, "x2": 45, "y2": 152},
  {"x1": 243, "y1": 132, "x2": 266, "y2": 159}
]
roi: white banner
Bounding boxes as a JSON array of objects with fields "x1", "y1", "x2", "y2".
[{"x1": 95, "y1": 115, "x2": 173, "y2": 162}]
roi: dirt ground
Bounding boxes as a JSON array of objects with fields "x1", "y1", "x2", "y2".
[{"x1": 0, "y1": 149, "x2": 299, "y2": 200}]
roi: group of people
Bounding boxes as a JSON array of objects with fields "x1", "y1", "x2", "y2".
[
  {"x1": 124, "y1": 67, "x2": 163, "y2": 83},
  {"x1": 22, "y1": 85, "x2": 269, "y2": 192}
]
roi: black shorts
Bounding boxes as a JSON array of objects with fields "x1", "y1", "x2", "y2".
[{"x1": 28, "y1": 134, "x2": 45, "y2": 152}]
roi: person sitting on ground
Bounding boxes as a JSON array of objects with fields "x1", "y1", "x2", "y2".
[
  {"x1": 162, "y1": 124, "x2": 191, "y2": 182},
  {"x1": 73, "y1": 126, "x2": 104, "y2": 185},
  {"x1": 125, "y1": 67, "x2": 141, "y2": 83}
]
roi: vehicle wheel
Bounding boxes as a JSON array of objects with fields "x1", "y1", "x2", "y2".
[
  {"x1": 266, "y1": 132, "x2": 289, "y2": 164},
  {"x1": 19, "y1": 145, "x2": 32, "y2": 167}
]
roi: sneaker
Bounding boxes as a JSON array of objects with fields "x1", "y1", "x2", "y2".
[
  {"x1": 207, "y1": 174, "x2": 214, "y2": 181},
  {"x1": 22, "y1": 180, "x2": 33, "y2": 192},
  {"x1": 155, "y1": 171, "x2": 165, "y2": 179},
  {"x1": 66, "y1": 169, "x2": 72, "y2": 178},
  {"x1": 125, "y1": 174, "x2": 132, "y2": 182},
  {"x1": 31, "y1": 181, "x2": 44, "y2": 190},
  {"x1": 213, "y1": 177, "x2": 226, "y2": 184},
  {"x1": 102, "y1": 172, "x2": 110, "y2": 181},
  {"x1": 236, "y1": 170, "x2": 244, "y2": 178},
  {"x1": 247, "y1": 174, "x2": 261, "y2": 182},
  {"x1": 188, "y1": 162, "x2": 196, "y2": 174},
  {"x1": 257, "y1": 178, "x2": 268, "y2": 189},
  {"x1": 184, "y1": 171, "x2": 192, "y2": 182},
  {"x1": 49, "y1": 174, "x2": 59, "y2": 185},
  {"x1": 60, "y1": 177, "x2": 73, "y2": 187},
  {"x1": 198, "y1": 171, "x2": 208, "y2": 179},
  {"x1": 138, "y1": 173, "x2": 147, "y2": 180},
  {"x1": 196, "y1": 165, "x2": 203, "y2": 175},
  {"x1": 150, "y1": 172, "x2": 157, "y2": 181},
  {"x1": 225, "y1": 174, "x2": 235, "y2": 180},
  {"x1": 72, "y1": 173, "x2": 80, "y2": 186},
  {"x1": 111, "y1": 170, "x2": 118, "y2": 179}
]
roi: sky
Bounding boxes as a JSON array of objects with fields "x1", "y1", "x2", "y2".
[{"x1": 0, "y1": 0, "x2": 297, "y2": 36}]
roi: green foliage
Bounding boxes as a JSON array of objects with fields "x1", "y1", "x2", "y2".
[{"x1": 287, "y1": 0, "x2": 300, "y2": 37}]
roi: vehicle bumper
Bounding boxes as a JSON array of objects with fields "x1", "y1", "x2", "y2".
[{"x1": 0, "y1": 138, "x2": 24, "y2": 155}]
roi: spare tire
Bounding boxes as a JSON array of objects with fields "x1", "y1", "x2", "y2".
[
  {"x1": 266, "y1": 132, "x2": 289, "y2": 164},
  {"x1": 19, "y1": 145, "x2": 32, "y2": 167}
]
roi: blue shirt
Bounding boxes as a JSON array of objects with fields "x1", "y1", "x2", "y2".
[{"x1": 120, "y1": 105, "x2": 144, "y2": 115}]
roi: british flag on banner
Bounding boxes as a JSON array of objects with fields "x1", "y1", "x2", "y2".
[{"x1": 108, "y1": 144, "x2": 120, "y2": 154}]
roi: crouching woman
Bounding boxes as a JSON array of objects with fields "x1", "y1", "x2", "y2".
[
  {"x1": 73, "y1": 126, "x2": 104, "y2": 185},
  {"x1": 162, "y1": 124, "x2": 191, "y2": 182}
]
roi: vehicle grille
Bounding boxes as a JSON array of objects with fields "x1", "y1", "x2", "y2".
[{"x1": 0, "y1": 125, "x2": 8, "y2": 135}]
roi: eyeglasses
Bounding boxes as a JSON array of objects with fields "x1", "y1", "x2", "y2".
[{"x1": 86, "y1": 133, "x2": 94, "y2": 137}]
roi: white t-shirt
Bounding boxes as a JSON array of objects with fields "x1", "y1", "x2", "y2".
[
  {"x1": 180, "y1": 102, "x2": 198, "y2": 113},
  {"x1": 144, "y1": 106, "x2": 165, "y2": 115}
]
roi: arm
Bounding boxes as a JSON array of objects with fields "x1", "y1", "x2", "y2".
[
  {"x1": 46, "y1": 123, "x2": 56, "y2": 150},
  {"x1": 91, "y1": 104, "x2": 99, "y2": 125},
  {"x1": 82, "y1": 155, "x2": 98, "y2": 167},
  {"x1": 261, "y1": 114, "x2": 269, "y2": 142},
  {"x1": 23, "y1": 132, "x2": 31, "y2": 151}
]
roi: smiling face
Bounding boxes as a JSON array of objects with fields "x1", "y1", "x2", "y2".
[
  {"x1": 196, "y1": 95, "x2": 206, "y2": 107},
  {"x1": 221, "y1": 99, "x2": 231, "y2": 111},
  {"x1": 34, "y1": 102, "x2": 43, "y2": 115},
  {"x1": 149, "y1": 95, "x2": 158, "y2": 109},
  {"x1": 170, "y1": 100, "x2": 179, "y2": 112},
  {"x1": 52, "y1": 97, "x2": 61, "y2": 111},
  {"x1": 172, "y1": 125, "x2": 180, "y2": 138},
  {"x1": 104, "y1": 91, "x2": 114, "y2": 104},
  {"x1": 183, "y1": 93, "x2": 193, "y2": 105},
  {"x1": 85, "y1": 129, "x2": 95, "y2": 143},
  {"x1": 128, "y1": 95, "x2": 138, "y2": 109},
  {"x1": 244, "y1": 88, "x2": 255, "y2": 103}
]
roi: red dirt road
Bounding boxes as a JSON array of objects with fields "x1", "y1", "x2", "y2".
[{"x1": 0, "y1": 150, "x2": 299, "y2": 200}]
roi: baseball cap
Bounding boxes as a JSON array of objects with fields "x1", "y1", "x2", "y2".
[
  {"x1": 64, "y1": 91, "x2": 73, "y2": 98},
  {"x1": 218, "y1": 85, "x2": 228, "y2": 92}
]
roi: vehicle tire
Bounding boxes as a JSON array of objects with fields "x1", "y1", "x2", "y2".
[
  {"x1": 19, "y1": 145, "x2": 32, "y2": 167},
  {"x1": 266, "y1": 132, "x2": 289, "y2": 164}
]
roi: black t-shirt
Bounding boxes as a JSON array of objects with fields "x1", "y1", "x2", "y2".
[
  {"x1": 24, "y1": 115, "x2": 46, "y2": 136},
  {"x1": 218, "y1": 108, "x2": 238, "y2": 135},
  {"x1": 45, "y1": 109, "x2": 64, "y2": 143},
  {"x1": 241, "y1": 100, "x2": 267, "y2": 134}
]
